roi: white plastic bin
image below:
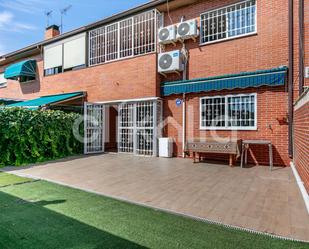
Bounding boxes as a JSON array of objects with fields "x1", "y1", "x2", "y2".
[{"x1": 159, "y1": 138, "x2": 173, "y2": 158}]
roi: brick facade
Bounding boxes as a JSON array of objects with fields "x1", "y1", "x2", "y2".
[
  {"x1": 0, "y1": 53, "x2": 158, "y2": 102},
  {"x1": 293, "y1": 0, "x2": 309, "y2": 193},
  {"x1": 0, "y1": 0, "x2": 305, "y2": 167},
  {"x1": 162, "y1": 0, "x2": 290, "y2": 166},
  {"x1": 294, "y1": 91, "x2": 309, "y2": 192}
]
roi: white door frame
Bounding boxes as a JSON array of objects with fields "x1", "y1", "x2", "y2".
[{"x1": 84, "y1": 102, "x2": 105, "y2": 154}]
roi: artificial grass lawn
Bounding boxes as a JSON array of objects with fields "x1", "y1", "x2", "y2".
[
  {"x1": 0, "y1": 172, "x2": 33, "y2": 187},
  {"x1": 0, "y1": 173, "x2": 307, "y2": 249}
]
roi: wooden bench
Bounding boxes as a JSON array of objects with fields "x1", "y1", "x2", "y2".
[{"x1": 184, "y1": 139, "x2": 242, "y2": 167}]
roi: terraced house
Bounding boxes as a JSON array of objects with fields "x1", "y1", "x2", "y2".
[{"x1": 0, "y1": 0, "x2": 308, "y2": 189}]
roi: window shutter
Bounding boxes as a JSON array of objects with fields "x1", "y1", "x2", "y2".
[
  {"x1": 63, "y1": 33, "x2": 86, "y2": 69},
  {"x1": 44, "y1": 44, "x2": 63, "y2": 70}
]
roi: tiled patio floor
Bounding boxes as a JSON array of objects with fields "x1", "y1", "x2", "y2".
[{"x1": 4, "y1": 154, "x2": 309, "y2": 241}]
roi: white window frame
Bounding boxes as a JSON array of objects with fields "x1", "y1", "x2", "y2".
[
  {"x1": 88, "y1": 9, "x2": 158, "y2": 67},
  {"x1": 200, "y1": 0, "x2": 257, "y2": 46},
  {"x1": 200, "y1": 93, "x2": 257, "y2": 130}
]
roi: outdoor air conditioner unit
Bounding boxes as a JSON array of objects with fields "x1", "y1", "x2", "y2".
[
  {"x1": 176, "y1": 19, "x2": 199, "y2": 41},
  {"x1": 158, "y1": 50, "x2": 184, "y2": 74},
  {"x1": 158, "y1": 25, "x2": 177, "y2": 44}
]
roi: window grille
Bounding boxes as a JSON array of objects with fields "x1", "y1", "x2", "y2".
[
  {"x1": 200, "y1": 0, "x2": 256, "y2": 44},
  {"x1": 200, "y1": 93, "x2": 257, "y2": 130},
  {"x1": 118, "y1": 103, "x2": 134, "y2": 153},
  {"x1": 89, "y1": 10, "x2": 157, "y2": 66},
  {"x1": 118, "y1": 100, "x2": 161, "y2": 156}
]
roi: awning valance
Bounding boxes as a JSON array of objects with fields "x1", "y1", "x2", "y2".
[
  {"x1": 4, "y1": 60, "x2": 36, "y2": 80},
  {"x1": 161, "y1": 67, "x2": 288, "y2": 96},
  {"x1": 7, "y1": 92, "x2": 85, "y2": 110}
]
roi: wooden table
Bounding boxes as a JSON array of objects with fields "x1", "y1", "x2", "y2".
[{"x1": 240, "y1": 140, "x2": 273, "y2": 171}]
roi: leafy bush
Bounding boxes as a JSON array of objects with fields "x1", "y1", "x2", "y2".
[{"x1": 0, "y1": 108, "x2": 83, "y2": 167}]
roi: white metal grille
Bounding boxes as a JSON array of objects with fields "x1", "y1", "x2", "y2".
[
  {"x1": 136, "y1": 101, "x2": 154, "y2": 155},
  {"x1": 200, "y1": 0, "x2": 256, "y2": 44},
  {"x1": 120, "y1": 18, "x2": 133, "y2": 58},
  {"x1": 228, "y1": 95, "x2": 256, "y2": 127},
  {"x1": 201, "y1": 97, "x2": 226, "y2": 128},
  {"x1": 89, "y1": 27, "x2": 106, "y2": 65},
  {"x1": 136, "y1": 129, "x2": 154, "y2": 156},
  {"x1": 84, "y1": 103, "x2": 105, "y2": 154},
  {"x1": 118, "y1": 103, "x2": 134, "y2": 153},
  {"x1": 200, "y1": 94, "x2": 257, "y2": 130},
  {"x1": 89, "y1": 10, "x2": 157, "y2": 66},
  {"x1": 118, "y1": 100, "x2": 161, "y2": 156}
]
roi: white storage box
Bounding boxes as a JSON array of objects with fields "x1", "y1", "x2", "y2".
[{"x1": 159, "y1": 138, "x2": 173, "y2": 158}]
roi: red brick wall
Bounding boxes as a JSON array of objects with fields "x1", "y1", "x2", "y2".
[
  {"x1": 162, "y1": 0, "x2": 288, "y2": 80},
  {"x1": 294, "y1": 91, "x2": 309, "y2": 192},
  {"x1": 305, "y1": 0, "x2": 309, "y2": 88},
  {"x1": 0, "y1": 0, "x2": 295, "y2": 166},
  {"x1": 0, "y1": 53, "x2": 158, "y2": 102},
  {"x1": 162, "y1": 0, "x2": 291, "y2": 166},
  {"x1": 164, "y1": 86, "x2": 290, "y2": 166}
]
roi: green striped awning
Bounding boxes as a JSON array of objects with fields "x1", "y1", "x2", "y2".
[
  {"x1": 161, "y1": 67, "x2": 288, "y2": 96},
  {"x1": 4, "y1": 60, "x2": 36, "y2": 80},
  {"x1": 7, "y1": 92, "x2": 85, "y2": 110}
]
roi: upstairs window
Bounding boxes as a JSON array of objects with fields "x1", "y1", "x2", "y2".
[
  {"x1": 89, "y1": 10, "x2": 157, "y2": 66},
  {"x1": 200, "y1": 0, "x2": 256, "y2": 44},
  {"x1": 200, "y1": 93, "x2": 257, "y2": 130},
  {"x1": 44, "y1": 33, "x2": 86, "y2": 76}
]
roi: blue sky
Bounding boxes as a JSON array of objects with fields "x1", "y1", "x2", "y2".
[{"x1": 0, "y1": 0, "x2": 147, "y2": 56}]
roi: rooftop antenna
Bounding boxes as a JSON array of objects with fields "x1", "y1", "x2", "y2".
[
  {"x1": 60, "y1": 5, "x2": 72, "y2": 34},
  {"x1": 44, "y1": 10, "x2": 53, "y2": 27}
]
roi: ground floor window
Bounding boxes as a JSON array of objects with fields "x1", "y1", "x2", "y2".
[{"x1": 200, "y1": 93, "x2": 257, "y2": 130}]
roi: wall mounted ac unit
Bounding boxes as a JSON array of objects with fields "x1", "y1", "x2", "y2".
[
  {"x1": 176, "y1": 19, "x2": 199, "y2": 41},
  {"x1": 158, "y1": 25, "x2": 177, "y2": 44},
  {"x1": 158, "y1": 50, "x2": 184, "y2": 74}
]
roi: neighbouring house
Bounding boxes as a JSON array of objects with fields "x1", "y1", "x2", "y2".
[{"x1": 0, "y1": 0, "x2": 307, "y2": 174}]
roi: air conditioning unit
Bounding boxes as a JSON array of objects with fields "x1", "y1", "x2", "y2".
[
  {"x1": 158, "y1": 50, "x2": 184, "y2": 74},
  {"x1": 158, "y1": 25, "x2": 177, "y2": 44},
  {"x1": 176, "y1": 19, "x2": 199, "y2": 41}
]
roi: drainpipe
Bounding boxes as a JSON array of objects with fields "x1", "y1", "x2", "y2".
[
  {"x1": 299, "y1": 0, "x2": 304, "y2": 96},
  {"x1": 288, "y1": 0, "x2": 294, "y2": 158},
  {"x1": 182, "y1": 92, "x2": 186, "y2": 158},
  {"x1": 181, "y1": 43, "x2": 188, "y2": 158}
]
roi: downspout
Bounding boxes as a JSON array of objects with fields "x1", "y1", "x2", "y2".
[
  {"x1": 288, "y1": 0, "x2": 294, "y2": 158},
  {"x1": 181, "y1": 40, "x2": 188, "y2": 158},
  {"x1": 299, "y1": 0, "x2": 304, "y2": 96},
  {"x1": 182, "y1": 92, "x2": 186, "y2": 158}
]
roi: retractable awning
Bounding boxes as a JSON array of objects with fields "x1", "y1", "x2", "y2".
[
  {"x1": 161, "y1": 67, "x2": 288, "y2": 96},
  {"x1": 7, "y1": 92, "x2": 85, "y2": 110},
  {"x1": 4, "y1": 59, "x2": 36, "y2": 80}
]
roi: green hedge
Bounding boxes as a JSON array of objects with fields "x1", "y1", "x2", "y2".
[{"x1": 0, "y1": 108, "x2": 83, "y2": 167}]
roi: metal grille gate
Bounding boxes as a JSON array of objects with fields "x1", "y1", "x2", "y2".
[
  {"x1": 118, "y1": 103, "x2": 134, "y2": 153},
  {"x1": 84, "y1": 103, "x2": 105, "y2": 154},
  {"x1": 118, "y1": 100, "x2": 161, "y2": 156}
]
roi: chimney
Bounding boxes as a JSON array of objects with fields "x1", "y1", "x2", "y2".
[{"x1": 45, "y1": 25, "x2": 60, "y2": 40}]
